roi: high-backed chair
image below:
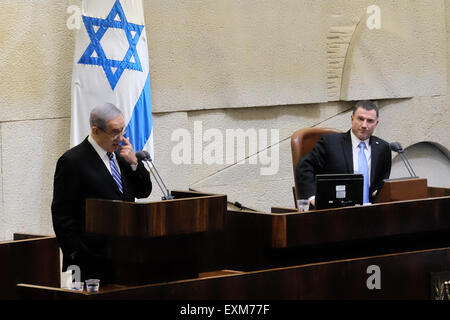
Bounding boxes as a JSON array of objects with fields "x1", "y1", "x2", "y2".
[{"x1": 291, "y1": 127, "x2": 342, "y2": 206}]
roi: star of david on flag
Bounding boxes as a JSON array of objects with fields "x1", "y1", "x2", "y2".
[
  {"x1": 78, "y1": 0, "x2": 143, "y2": 90},
  {"x1": 71, "y1": 0, "x2": 153, "y2": 158}
]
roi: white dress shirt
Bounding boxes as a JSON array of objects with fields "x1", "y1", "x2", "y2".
[{"x1": 87, "y1": 135, "x2": 121, "y2": 175}]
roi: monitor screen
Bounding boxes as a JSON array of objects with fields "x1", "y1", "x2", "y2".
[{"x1": 315, "y1": 173, "x2": 364, "y2": 209}]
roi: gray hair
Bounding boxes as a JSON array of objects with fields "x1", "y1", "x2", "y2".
[{"x1": 89, "y1": 103, "x2": 122, "y2": 129}]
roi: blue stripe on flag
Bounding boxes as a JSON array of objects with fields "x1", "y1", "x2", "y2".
[{"x1": 125, "y1": 73, "x2": 152, "y2": 152}]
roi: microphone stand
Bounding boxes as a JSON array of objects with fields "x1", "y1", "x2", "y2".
[
  {"x1": 390, "y1": 142, "x2": 418, "y2": 178},
  {"x1": 137, "y1": 151, "x2": 174, "y2": 200},
  {"x1": 398, "y1": 151, "x2": 417, "y2": 177},
  {"x1": 146, "y1": 156, "x2": 174, "y2": 200}
]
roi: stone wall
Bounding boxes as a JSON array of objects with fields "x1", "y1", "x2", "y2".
[{"x1": 0, "y1": 0, "x2": 449, "y2": 239}]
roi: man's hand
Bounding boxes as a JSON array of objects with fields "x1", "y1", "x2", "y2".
[{"x1": 119, "y1": 137, "x2": 138, "y2": 165}]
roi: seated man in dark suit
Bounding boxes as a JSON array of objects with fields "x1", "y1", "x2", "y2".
[
  {"x1": 51, "y1": 102, "x2": 152, "y2": 281},
  {"x1": 296, "y1": 100, "x2": 391, "y2": 207}
]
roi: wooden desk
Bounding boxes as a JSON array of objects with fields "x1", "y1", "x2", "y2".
[
  {"x1": 14, "y1": 188, "x2": 450, "y2": 300},
  {"x1": 17, "y1": 246, "x2": 450, "y2": 300},
  {"x1": 222, "y1": 189, "x2": 450, "y2": 271},
  {"x1": 0, "y1": 234, "x2": 60, "y2": 299}
]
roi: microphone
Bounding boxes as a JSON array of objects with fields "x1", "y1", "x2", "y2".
[
  {"x1": 389, "y1": 142, "x2": 417, "y2": 177},
  {"x1": 136, "y1": 151, "x2": 174, "y2": 200},
  {"x1": 234, "y1": 201, "x2": 243, "y2": 209},
  {"x1": 389, "y1": 142, "x2": 403, "y2": 153}
]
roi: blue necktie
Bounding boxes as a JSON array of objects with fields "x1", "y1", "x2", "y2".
[
  {"x1": 107, "y1": 152, "x2": 123, "y2": 193},
  {"x1": 358, "y1": 142, "x2": 370, "y2": 204}
]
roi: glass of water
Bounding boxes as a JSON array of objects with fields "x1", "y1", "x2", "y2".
[
  {"x1": 71, "y1": 281, "x2": 84, "y2": 291},
  {"x1": 85, "y1": 279, "x2": 100, "y2": 292},
  {"x1": 297, "y1": 199, "x2": 310, "y2": 212}
]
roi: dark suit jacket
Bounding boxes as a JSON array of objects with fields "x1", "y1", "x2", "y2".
[
  {"x1": 51, "y1": 137, "x2": 152, "y2": 275},
  {"x1": 295, "y1": 130, "x2": 391, "y2": 204}
]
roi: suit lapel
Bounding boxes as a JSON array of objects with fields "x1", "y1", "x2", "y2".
[
  {"x1": 370, "y1": 136, "x2": 381, "y2": 186},
  {"x1": 341, "y1": 131, "x2": 353, "y2": 173},
  {"x1": 82, "y1": 138, "x2": 123, "y2": 197}
]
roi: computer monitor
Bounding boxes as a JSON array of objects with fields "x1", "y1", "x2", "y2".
[{"x1": 315, "y1": 173, "x2": 364, "y2": 210}]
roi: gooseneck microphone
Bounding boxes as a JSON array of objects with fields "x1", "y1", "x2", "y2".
[
  {"x1": 389, "y1": 142, "x2": 417, "y2": 177},
  {"x1": 136, "y1": 150, "x2": 174, "y2": 200}
]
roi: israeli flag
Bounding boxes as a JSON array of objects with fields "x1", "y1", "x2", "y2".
[{"x1": 70, "y1": 0, "x2": 153, "y2": 157}]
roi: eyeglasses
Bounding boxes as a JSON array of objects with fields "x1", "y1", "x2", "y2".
[{"x1": 98, "y1": 126, "x2": 127, "y2": 140}]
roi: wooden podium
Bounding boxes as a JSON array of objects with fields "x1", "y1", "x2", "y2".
[
  {"x1": 85, "y1": 190, "x2": 226, "y2": 286},
  {"x1": 375, "y1": 177, "x2": 428, "y2": 203}
]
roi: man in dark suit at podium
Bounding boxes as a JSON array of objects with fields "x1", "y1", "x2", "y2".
[
  {"x1": 51, "y1": 103, "x2": 152, "y2": 281},
  {"x1": 296, "y1": 100, "x2": 391, "y2": 207}
]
